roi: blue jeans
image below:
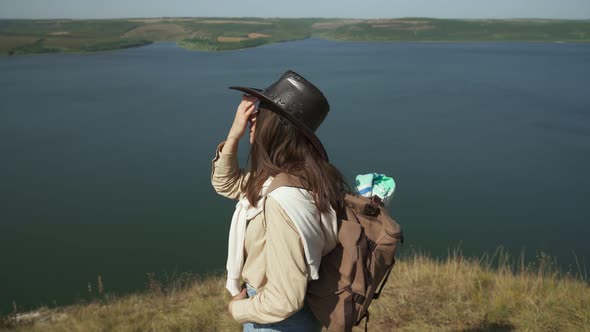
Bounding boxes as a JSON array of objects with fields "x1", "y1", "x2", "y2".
[{"x1": 242, "y1": 283, "x2": 323, "y2": 332}]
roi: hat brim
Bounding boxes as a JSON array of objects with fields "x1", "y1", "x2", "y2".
[{"x1": 229, "y1": 85, "x2": 329, "y2": 161}]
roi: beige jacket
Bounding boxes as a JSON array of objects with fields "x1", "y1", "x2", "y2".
[{"x1": 211, "y1": 141, "x2": 310, "y2": 324}]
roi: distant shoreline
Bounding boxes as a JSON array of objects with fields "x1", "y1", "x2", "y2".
[{"x1": 1, "y1": 17, "x2": 590, "y2": 56}]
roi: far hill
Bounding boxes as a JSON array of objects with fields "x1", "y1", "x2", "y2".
[{"x1": 1, "y1": 17, "x2": 589, "y2": 55}]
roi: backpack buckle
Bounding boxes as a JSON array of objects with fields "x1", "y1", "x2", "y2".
[
  {"x1": 352, "y1": 292, "x2": 366, "y2": 305},
  {"x1": 371, "y1": 195, "x2": 382, "y2": 206},
  {"x1": 362, "y1": 203, "x2": 378, "y2": 216},
  {"x1": 362, "y1": 195, "x2": 382, "y2": 216}
]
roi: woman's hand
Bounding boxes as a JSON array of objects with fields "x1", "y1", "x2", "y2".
[
  {"x1": 228, "y1": 95, "x2": 258, "y2": 141},
  {"x1": 228, "y1": 287, "x2": 248, "y2": 316},
  {"x1": 222, "y1": 95, "x2": 258, "y2": 155}
]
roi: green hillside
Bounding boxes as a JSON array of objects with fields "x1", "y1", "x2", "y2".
[{"x1": 1, "y1": 17, "x2": 590, "y2": 55}]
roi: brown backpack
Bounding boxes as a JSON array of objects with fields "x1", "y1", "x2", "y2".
[{"x1": 264, "y1": 173, "x2": 404, "y2": 332}]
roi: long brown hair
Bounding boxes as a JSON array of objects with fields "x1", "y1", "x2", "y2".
[{"x1": 243, "y1": 106, "x2": 350, "y2": 214}]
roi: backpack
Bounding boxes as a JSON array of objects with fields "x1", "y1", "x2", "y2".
[{"x1": 264, "y1": 173, "x2": 404, "y2": 332}]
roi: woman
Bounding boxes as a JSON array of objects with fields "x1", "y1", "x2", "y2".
[{"x1": 211, "y1": 70, "x2": 349, "y2": 331}]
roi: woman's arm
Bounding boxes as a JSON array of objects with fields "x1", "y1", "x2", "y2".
[
  {"x1": 211, "y1": 140, "x2": 249, "y2": 200},
  {"x1": 228, "y1": 196, "x2": 309, "y2": 323},
  {"x1": 210, "y1": 95, "x2": 258, "y2": 200}
]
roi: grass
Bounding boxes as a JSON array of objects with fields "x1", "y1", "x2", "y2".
[
  {"x1": 1, "y1": 248, "x2": 588, "y2": 332},
  {"x1": 1, "y1": 18, "x2": 590, "y2": 55}
]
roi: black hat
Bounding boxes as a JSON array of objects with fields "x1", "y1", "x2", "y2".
[{"x1": 229, "y1": 70, "x2": 330, "y2": 161}]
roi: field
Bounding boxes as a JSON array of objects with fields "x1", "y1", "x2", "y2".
[
  {"x1": 314, "y1": 18, "x2": 590, "y2": 42},
  {"x1": 0, "y1": 20, "x2": 152, "y2": 55},
  {"x1": 1, "y1": 249, "x2": 588, "y2": 331},
  {"x1": 1, "y1": 18, "x2": 590, "y2": 55}
]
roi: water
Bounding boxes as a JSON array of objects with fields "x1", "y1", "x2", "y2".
[{"x1": 1, "y1": 39, "x2": 589, "y2": 314}]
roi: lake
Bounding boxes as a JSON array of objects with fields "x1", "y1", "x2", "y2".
[{"x1": 1, "y1": 38, "x2": 589, "y2": 314}]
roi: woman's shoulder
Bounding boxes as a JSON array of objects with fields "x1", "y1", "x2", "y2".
[
  {"x1": 267, "y1": 186, "x2": 319, "y2": 214},
  {"x1": 264, "y1": 195, "x2": 300, "y2": 233}
]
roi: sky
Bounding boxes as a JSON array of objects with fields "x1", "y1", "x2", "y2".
[{"x1": 1, "y1": 0, "x2": 589, "y2": 20}]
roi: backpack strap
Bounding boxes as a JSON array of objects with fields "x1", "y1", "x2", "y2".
[
  {"x1": 262, "y1": 173, "x2": 307, "y2": 226},
  {"x1": 264, "y1": 173, "x2": 307, "y2": 198},
  {"x1": 373, "y1": 264, "x2": 394, "y2": 300}
]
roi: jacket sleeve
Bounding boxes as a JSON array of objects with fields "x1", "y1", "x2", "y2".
[
  {"x1": 229, "y1": 196, "x2": 309, "y2": 323},
  {"x1": 211, "y1": 140, "x2": 250, "y2": 201}
]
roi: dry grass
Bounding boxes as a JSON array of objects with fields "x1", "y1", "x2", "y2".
[
  {"x1": 370, "y1": 248, "x2": 590, "y2": 331},
  {"x1": 217, "y1": 33, "x2": 271, "y2": 43},
  {"x1": 123, "y1": 24, "x2": 189, "y2": 40},
  {"x1": 2, "y1": 249, "x2": 588, "y2": 332},
  {"x1": 127, "y1": 18, "x2": 198, "y2": 23},
  {"x1": 311, "y1": 20, "x2": 364, "y2": 30},
  {"x1": 0, "y1": 36, "x2": 39, "y2": 49},
  {"x1": 371, "y1": 24, "x2": 435, "y2": 31},
  {"x1": 197, "y1": 20, "x2": 272, "y2": 25},
  {"x1": 1, "y1": 272, "x2": 242, "y2": 332},
  {"x1": 216, "y1": 36, "x2": 249, "y2": 43},
  {"x1": 247, "y1": 33, "x2": 271, "y2": 39}
]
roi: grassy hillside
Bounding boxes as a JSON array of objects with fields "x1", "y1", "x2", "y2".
[
  {"x1": 0, "y1": 19, "x2": 152, "y2": 55},
  {"x1": 1, "y1": 18, "x2": 590, "y2": 55},
  {"x1": 176, "y1": 18, "x2": 314, "y2": 51},
  {"x1": 314, "y1": 18, "x2": 590, "y2": 42},
  {"x1": 1, "y1": 249, "x2": 588, "y2": 331}
]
